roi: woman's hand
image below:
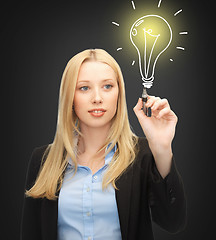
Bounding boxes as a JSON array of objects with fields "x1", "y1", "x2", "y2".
[
  {"x1": 133, "y1": 96, "x2": 178, "y2": 178},
  {"x1": 133, "y1": 96, "x2": 178, "y2": 149}
]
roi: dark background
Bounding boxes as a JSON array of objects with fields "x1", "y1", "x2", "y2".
[{"x1": 2, "y1": 0, "x2": 214, "y2": 239}]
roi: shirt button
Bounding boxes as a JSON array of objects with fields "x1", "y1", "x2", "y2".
[
  {"x1": 93, "y1": 175, "x2": 98, "y2": 180},
  {"x1": 86, "y1": 212, "x2": 91, "y2": 217},
  {"x1": 88, "y1": 237, "x2": 92, "y2": 240},
  {"x1": 86, "y1": 187, "x2": 90, "y2": 192}
]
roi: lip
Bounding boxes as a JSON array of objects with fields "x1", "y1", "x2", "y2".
[
  {"x1": 88, "y1": 108, "x2": 106, "y2": 117},
  {"x1": 88, "y1": 108, "x2": 106, "y2": 112},
  {"x1": 89, "y1": 111, "x2": 105, "y2": 117}
]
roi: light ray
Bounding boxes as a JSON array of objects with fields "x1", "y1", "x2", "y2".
[
  {"x1": 132, "y1": 60, "x2": 135, "y2": 65},
  {"x1": 170, "y1": 58, "x2": 174, "y2": 62},
  {"x1": 174, "y1": 9, "x2": 182, "y2": 16},
  {"x1": 112, "y1": 21, "x2": 120, "y2": 26},
  {"x1": 117, "y1": 48, "x2": 123, "y2": 51},
  {"x1": 179, "y1": 32, "x2": 188, "y2": 35},
  {"x1": 131, "y1": 1, "x2": 136, "y2": 10},
  {"x1": 176, "y1": 46, "x2": 185, "y2": 50},
  {"x1": 158, "y1": 0, "x2": 162, "y2": 8}
]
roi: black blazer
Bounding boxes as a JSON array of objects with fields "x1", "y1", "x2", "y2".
[{"x1": 21, "y1": 137, "x2": 187, "y2": 240}]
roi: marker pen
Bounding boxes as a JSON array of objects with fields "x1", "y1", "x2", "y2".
[{"x1": 142, "y1": 87, "x2": 151, "y2": 117}]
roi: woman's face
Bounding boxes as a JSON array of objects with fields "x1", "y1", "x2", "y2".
[{"x1": 73, "y1": 60, "x2": 119, "y2": 130}]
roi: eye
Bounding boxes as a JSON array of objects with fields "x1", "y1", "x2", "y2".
[
  {"x1": 79, "y1": 86, "x2": 89, "y2": 91},
  {"x1": 104, "y1": 84, "x2": 113, "y2": 90}
]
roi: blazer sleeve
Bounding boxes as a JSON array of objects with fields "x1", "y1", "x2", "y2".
[
  {"x1": 147, "y1": 153, "x2": 187, "y2": 233},
  {"x1": 20, "y1": 145, "x2": 48, "y2": 240}
]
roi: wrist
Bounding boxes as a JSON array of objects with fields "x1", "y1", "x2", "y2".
[
  {"x1": 148, "y1": 142, "x2": 173, "y2": 179},
  {"x1": 148, "y1": 141, "x2": 172, "y2": 156}
]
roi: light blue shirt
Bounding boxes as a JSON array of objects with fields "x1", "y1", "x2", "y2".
[{"x1": 58, "y1": 143, "x2": 122, "y2": 240}]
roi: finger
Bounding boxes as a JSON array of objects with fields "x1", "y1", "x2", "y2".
[
  {"x1": 145, "y1": 96, "x2": 160, "y2": 108},
  {"x1": 157, "y1": 107, "x2": 171, "y2": 119},
  {"x1": 151, "y1": 98, "x2": 170, "y2": 111},
  {"x1": 151, "y1": 109, "x2": 160, "y2": 118}
]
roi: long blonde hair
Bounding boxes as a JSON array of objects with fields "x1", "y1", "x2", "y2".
[{"x1": 26, "y1": 49, "x2": 139, "y2": 200}]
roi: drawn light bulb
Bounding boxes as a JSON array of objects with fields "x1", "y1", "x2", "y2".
[{"x1": 130, "y1": 15, "x2": 172, "y2": 88}]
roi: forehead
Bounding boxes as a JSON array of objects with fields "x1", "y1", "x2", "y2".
[{"x1": 77, "y1": 61, "x2": 117, "y2": 81}]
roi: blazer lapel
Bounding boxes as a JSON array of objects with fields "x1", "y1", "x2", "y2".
[{"x1": 115, "y1": 166, "x2": 133, "y2": 240}]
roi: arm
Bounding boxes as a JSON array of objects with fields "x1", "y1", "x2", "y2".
[
  {"x1": 133, "y1": 96, "x2": 178, "y2": 178},
  {"x1": 133, "y1": 96, "x2": 187, "y2": 233}
]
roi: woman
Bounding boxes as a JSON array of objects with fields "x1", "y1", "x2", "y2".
[{"x1": 21, "y1": 49, "x2": 186, "y2": 240}]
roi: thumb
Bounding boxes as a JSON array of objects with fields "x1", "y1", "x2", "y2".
[
  {"x1": 133, "y1": 98, "x2": 143, "y2": 114},
  {"x1": 133, "y1": 98, "x2": 148, "y2": 130}
]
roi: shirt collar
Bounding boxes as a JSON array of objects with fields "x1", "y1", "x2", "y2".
[
  {"x1": 105, "y1": 142, "x2": 117, "y2": 153},
  {"x1": 68, "y1": 141, "x2": 117, "y2": 167}
]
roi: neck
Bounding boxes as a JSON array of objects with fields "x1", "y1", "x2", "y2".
[{"x1": 77, "y1": 123, "x2": 111, "y2": 156}]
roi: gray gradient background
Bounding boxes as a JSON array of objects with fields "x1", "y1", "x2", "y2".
[{"x1": 2, "y1": 0, "x2": 214, "y2": 239}]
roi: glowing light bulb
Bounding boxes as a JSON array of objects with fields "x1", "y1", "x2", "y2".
[{"x1": 130, "y1": 15, "x2": 172, "y2": 88}]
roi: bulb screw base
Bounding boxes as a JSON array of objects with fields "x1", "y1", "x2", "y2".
[{"x1": 142, "y1": 76, "x2": 154, "y2": 89}]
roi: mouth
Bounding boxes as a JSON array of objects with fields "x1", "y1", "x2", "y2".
[
  {"x1": 88, "y1": 109, "x2": 106, "y2": 113},
  {"x1": 88, "y1": 109, "x2": 106, "y2": 117}
]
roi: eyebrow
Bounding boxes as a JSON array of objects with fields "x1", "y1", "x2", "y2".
[{"x1": 77, "y1": 79, "x2": 115, "y2": 84}]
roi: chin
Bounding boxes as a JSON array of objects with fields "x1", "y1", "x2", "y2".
[
  {"x1": 87, "y1": 121, "x2": 111, "y2": 129},
  {"x1": 80, "y1": 117, "x2": 112, "y2": 129}
]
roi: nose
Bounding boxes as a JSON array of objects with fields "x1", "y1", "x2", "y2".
[{"x1": 91, "y1": 87, "x2": 103, "y2": 104}]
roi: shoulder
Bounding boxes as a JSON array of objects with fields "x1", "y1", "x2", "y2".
[
  {"x1": 137, "y1": 136, "x2": 150, "y2": 149},
  {"x1": 25, "y1": 144, "x2": 50, "y2": 189},
  {"x1": 29, "y1": 144, "x2": 50, "y2": 170},
  {"x1": 116, "y1": 136, "x2": 154, "y2": 187},
  {"x1": 129, "y1": 136, "x2": 156, "y2": 174},
  {"x1": 135, "y1": 136, "x2": 153, "y2": 160}
]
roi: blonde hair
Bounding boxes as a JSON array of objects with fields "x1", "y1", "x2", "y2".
[{"x1": 26, "y1": 49, "x2": 139, "y2": 200}]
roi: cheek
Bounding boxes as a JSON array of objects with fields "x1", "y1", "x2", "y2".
[
  {"x1": 73, "y1": 93, "x2": 84, "y2": 115},
  {"x1": 110, "y1": 89, "x2": 119, "y2": 110},
  {"x1": 74, "y1": 93, "x2": 85, "y2": 107},
  {"x1": 112, "y1": 93, "x2": 118, "y2": 105}
]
